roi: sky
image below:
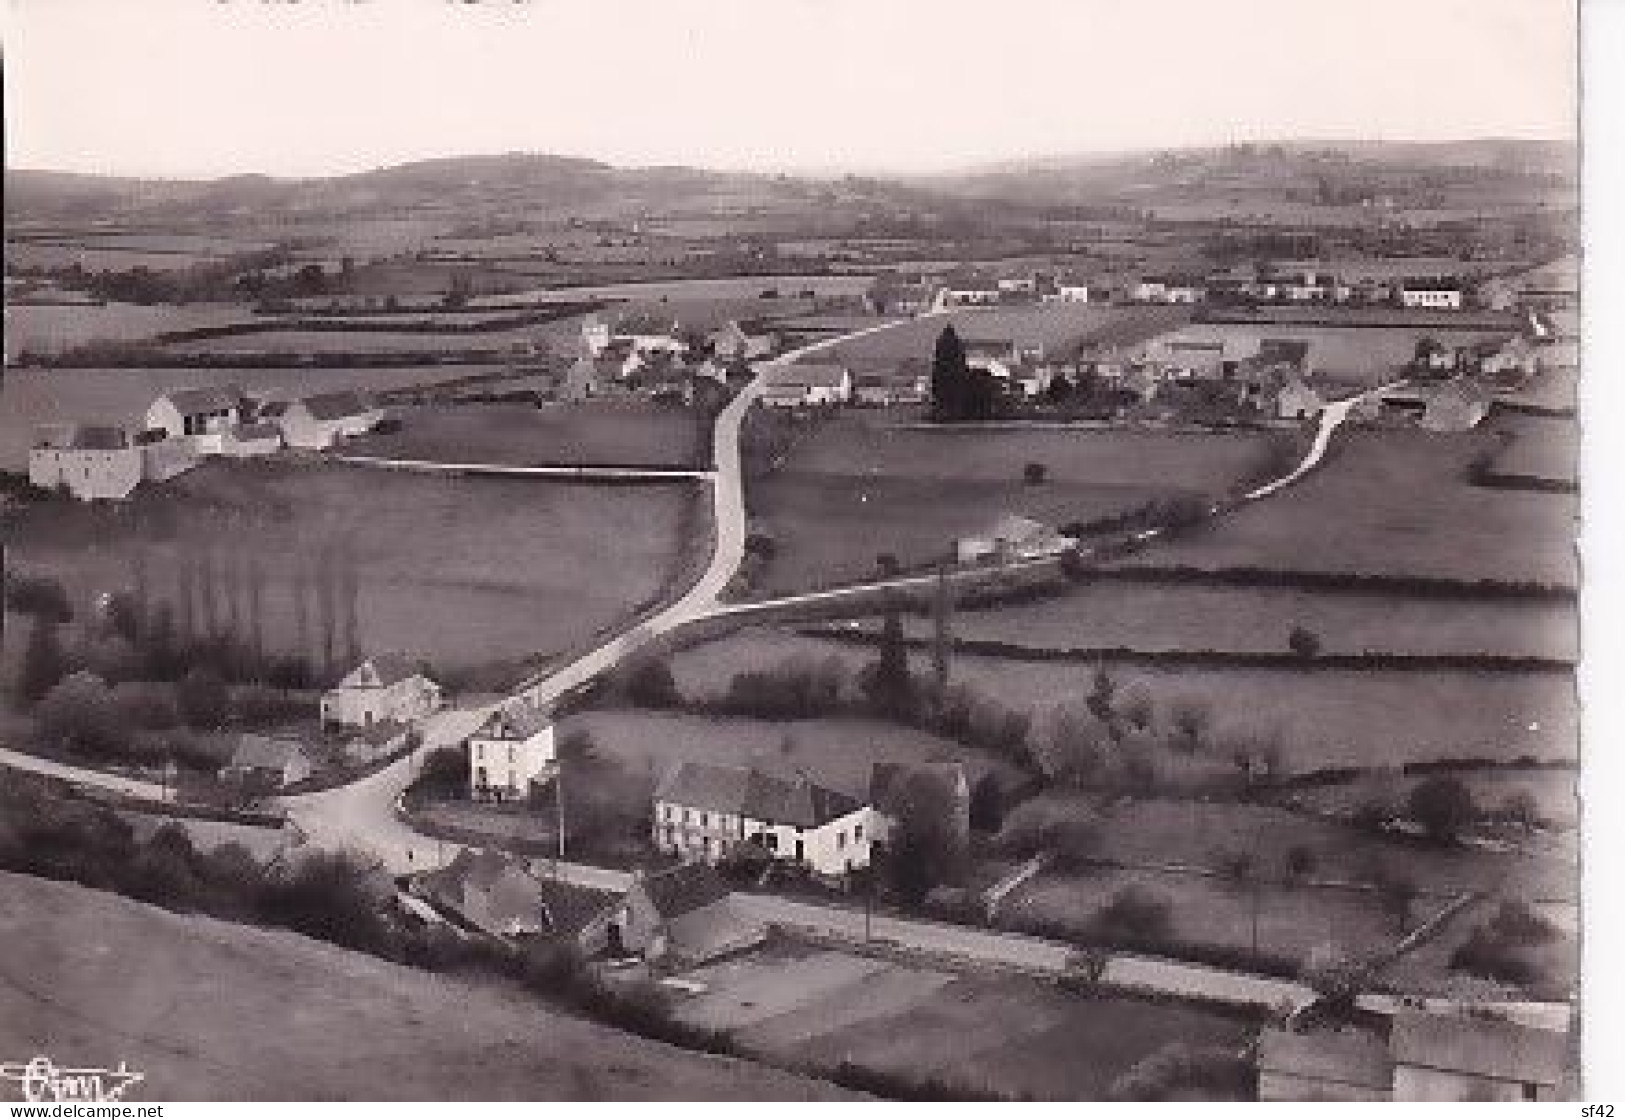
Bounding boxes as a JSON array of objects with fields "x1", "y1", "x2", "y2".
[{"x1": 1, "y1": 0, "x2": 1578, "y2": 179}]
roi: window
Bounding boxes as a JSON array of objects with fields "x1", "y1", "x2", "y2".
[
  {"x1": 854, "y1": 824, "x2": 863, "y2": 841},
  {"x1": 685, "y1": 809, "x2": 693, "y2": 824},
  {"x1": 507, "y1": 745, "x2": 515, "y2": 765},
  {"x1": 837, "y1": 832, "x2": 846, "y2": 850}
]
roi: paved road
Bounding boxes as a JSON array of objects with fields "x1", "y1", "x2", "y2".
[{"x1": 0, "y1": 746, "x2": 170, "y2": 801}]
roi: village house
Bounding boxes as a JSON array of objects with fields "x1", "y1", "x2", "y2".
[
  {"x1": 1274, "y1": 376, "x2": 1326, "y2": 420},
  {"x1": 604, "y1": 861, "x2": 767, "y2": 967},
  {"x1": 610, "y1": 312, "x2": 689, "y2": 356},
  {"x1": 1036, "y1": 271, "x2": 1091, "y2": 304},
  {"x1": 653, "y1": 761, "x2": 878, "y2": 878},
  {"x1": 1132, "y1": 275, "x2": 1207, "y2": 304},
  {"x1": 1258, "y1": 1027, "x2": 1394, "y2": 1102},
  {"x1": 1389, "y1": 1012, "x2": 1569, "y2": 1102},
  {"x1": 1398, "y1": 280, "x2": 1465, "y2": 310},
  {"x1": 220, "y1": 733, "x2": 316, "y2": 792},
  {"x1": 938, "y1": 266, "x2": 1002, "y2": 307},
  {"x1": 28, "y1": 426, "x2": 148, "y2": 501},
  {"x1": 1420, "y1": 378, "x2": 1493, "y2": 432},
  {"x1": 864, "y1": 273, "x2": 940, "y2": 317},
  {"x1": 144, "y1": 386, "x2": 248, "y2": 452},
  {"x1": 759, "y1": 363, "x2": 852, "y2": 408},
  {"x1": 957, "y1": 513, "x2": 1076, "y2": 564},
  {"x1": 215, "y1": 422, "x2": 284, "y2": 458},
  {"x1": 414, "y1": 848, "x2": 616, "y2": 947},
  {"x1": 264, "y1": 391, "x2": 384, "y2": 450},
  {"x1": 707, "y1": 320, "x2": 773, "y2": 362},
  {"x1": 468, "y1": 702, "x2": 557, "y2": 802},
  {"x1": 320, "y1": 655, "x2": 443, "y2": 729},
  {"x1": 579, "y1": 314, "x2": 612, "y2": 355}
]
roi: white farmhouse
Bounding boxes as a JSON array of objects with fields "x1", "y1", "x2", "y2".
[
  {"x1": 28, "y1": 426, "x2": 146, "y2": 501},
  {"x1": 759, "y1": 363, "x2": 852, "y2": 408},
  {"x1": 320, "y1": 655, "x2": 442, "y2": 729},
  {"x1": 653, "y1": 761, "x2": 878, "y2": 878},
  {"x1": 1398, "y1": 282, "x2": 1465, "y2": 310},
  {"x1": 468, "y1": 703, "x2": 557, "y2": 802},
  {"x1": 144, "y1": 386, "x2": 248, "y2": 453},
  {"x1": 267, "y1": 391, "x2": 384, "y2": 450}
]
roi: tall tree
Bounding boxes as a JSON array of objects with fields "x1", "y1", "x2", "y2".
[
  {"x1": 930, "y1": 325, "x2": 970, "y2": 421},
  {"x1": 931, "y1": 561, "x2": 954, "y2": 689},
  {"x1": 16, "y1": 617, "x2": 67, "y2": 710}
]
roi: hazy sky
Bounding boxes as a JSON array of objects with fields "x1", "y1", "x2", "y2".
[{"x1": 2, "y1": 0, "x2": 1577, "y2": 179}]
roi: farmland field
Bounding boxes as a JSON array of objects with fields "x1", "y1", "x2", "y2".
[
  {"x1": 4, "y1": 302, "x2": 248, "y2": 359},
  {"x1": 1483, "y1": 413, "x2": 1578, "y2": 489},
  {"x1": 1110, "y1": 429, "x2": 1579, "y2": 587},
  {"x1": 509, "y1": 274, "x2": 874, "y2": 304},
  {"x1": 672, "y1": 941, "x2": 1253, "y2": 1100},
  {"x1": 3, "y1": 461, "x2": 699, "y2": 677},
  {"x1": 748, "y1": 416, "x2": 1273, "y2": 592},
  {"x1": 874, "y1": 582, "x2": 1577, "y2": 660},
  {"x1": 0, "y1": 365, "x2": 511, "y2": 469},
  {"x1": 668, "y1": 628, "x2": 1578, "y2": 771},
  {"x1": 161, "y1": 320, "x2": 584, "y2": 356},
  {"x1": 346, "y1": 400, "x2": 702, "y2": 467}
]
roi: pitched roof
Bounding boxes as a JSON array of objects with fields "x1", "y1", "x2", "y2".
[
  {"x1": 344, "y1": 653, "x2": 430, "y2": 688},
  {"x1": 418, "y1": 848, "x2": 615, "y2": 938},
  {"x1": 635, "y1": 861, "x2": 730, "y2": 921},
  {"x1": 44, "y1": 425, "x2": 131, "y2": 452},
  {"x1": 474, "y1": 702, "x2": 552, "y2": 741},
  {"x1": 229, "y1": 733, "x2": 310, "y2": 771},
  {"x1": 300, "y1": 391, "x2": 374, "y2": 422},
  {"x1": 656, "y1": 761, "x2": 864, "y2": 828},
  {"x1": 1258, "y1": 1028, "x2": 1392, "y2": 1091},
  {"x1": 164, "y1": 386, "x2": 246, "y2": 415},
  {"x1": 971, "y1": 513, "x2": 1056, "y2": 544},
  {"x1": 230, "y1": 422, "x2": 282, "y2": 441},
  {"x1": 941, "y1": 266, "x2": 998, "y2": 291},
  {"x1": 1257, "y1": 338, "x2": 1312, "y2": 365},
  {"x1": 770, "y1": 363, "x2": 849, "y2": 390},
  {"x1": 1390, "y1": 1012, "x2": 1567, "y2": 1086}
]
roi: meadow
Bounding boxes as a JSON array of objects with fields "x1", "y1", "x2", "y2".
[
  {"x1": 1110, "y1": 429, "x2": 1579, "y2": 588},
  {"x1": 668, "y1": 628, "x2": 1578, "y2": 772},
  {"x1": 4, "y1": 302, "x2": 248, "y2": 360},
  {"x1": 802, "y1": 305, "x2": 1191, "y2": 367},
  {"x1": 747, "y1": 416, "x2": 1272, "y2": 592},
  {"x1": 4, "y1": 461, "x2": 699, "y2": 677},
  {"x1": 346, "y1": 400, "x2": 702, "y2": 467}
]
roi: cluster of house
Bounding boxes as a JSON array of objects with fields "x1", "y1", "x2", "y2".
[
  {"x1": 219, "y1": 654, "x2": 444, "y2": 793},
  {"x1": 1259, "y1": 1005, "x2": 1573, "y2": 1102},
  {"x1": 565, "y1": 313, "x2": 774, "y2": 403},
  {"x1": 862, "y1": 259, "x2": 1516, "y2": 316},
  {"x1": 29, "y1": 385, "x2": 386, "y2": 501}
]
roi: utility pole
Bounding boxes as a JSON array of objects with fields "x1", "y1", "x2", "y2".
[{"x1": 931, "y1": 560, "x2": 953, "y2": 690}]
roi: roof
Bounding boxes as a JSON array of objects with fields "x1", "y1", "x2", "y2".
[
  {"x1": 1257, "y1": 338, "x2": 1312, "y2": 365},
  {"x1": 1258, "y1": 1028, "x2": 1392, "y2": 1091},
  {"x1": 228, "y1": 734, "x2": 310, "y2": 771},
  {"x1": 40, "y1": 425, "x2": 132, "y2": 452},
  {"x1": 941, "y1": 266, "x2": 999, "y2": 291},
  {"x1": 419, "y1": 848, "x2": 614, "y2": 939},
  {"x1": 656, "y1": 761, "x2": 864, "y2": 829},
  {"x1": 300, "y1": 391, "x2": 374, "y2": 422},
  {"x1": 1390, "y1": 1012, "x2": 1567, "y2": 1086},
  {"x1": 230, "y1": 422, "x2": 282, "y2": 441},
  {"x1": 474, "y1": 702, "x2": 552, "y2": 741},
  {"x1": 970, "y1": 513, "x2": 1055, "y2": 544},
  {"x1": 163, "y1": 386, "x2": 246, "y2": 415},
  {"x1": 343, "y1": 654, "x2": 430, "y2": 689},
  {"x1": 635, "y1": 861, "x2": 731, "y2": 921},
  {"x1": 615, "y1": 312, "x2": 681, "y2": 336},
  {"x1": 771, "y1": 363, "x2": 849, "y2": 390}
]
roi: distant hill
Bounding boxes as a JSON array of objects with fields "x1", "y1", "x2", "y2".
[{"x1": 0, "y1": 871, "x2": 856, "y2": 1102}]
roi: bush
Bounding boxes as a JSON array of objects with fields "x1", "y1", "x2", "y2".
[
  {"x1": 996, "y1": 796, "x2": 1100, "y2": 870},
  {"x1": 110, "y1": 681, "x2": 181, "y2": 731},
  {"x1": 37, "y1": 672, "x2": 128, "y2": 758},
  {"x1": 1406, "y1": 775, "x2": 1477, "y2": 843},
  {"x1": 1449, "y1": 901, "x2": 1562, "y2": 988},
  {"x1": 1089, "y1": 884, "x2": 1173, "y2": 944},
  {"x1": 1302, "y1": 942, "x2": 1369, "y2": 1004},
  {"x1": 4, "y1": 574, "x2": 73, "y2": 622},
  {"x1": 622, "y1": 655, "x2": 682, "y2": 709},
  {"x1": 1285, "y1": 845, "x2": 1318, "y2": 880},
  {"x1": 1023, "y1": 462, "x2": 1048, "y2": 485},
  {"x1": 1287, "y1": 625, "x2": 1322, "y2": 658},
  {"x1": 176, "y1": 667, "x2": 231, "y2": 730}
]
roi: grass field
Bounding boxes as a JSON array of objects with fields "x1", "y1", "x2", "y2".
[
  {"x1": 0, "y1": 365, "x2": 512, "y2": 469},
  {"x1": 672, "y1": 941, "x2": 1252, "y2": 1100},
  {"x1": 1111, "y1": 429, "x2": 1578, "y2": 587},
  {"x1": 347, "y1": 400, "x2": 702, "y2": 467},
  {"x1": 668, "y1": 628, "x2": 1577, "y2": 771},
  {"x1": 881, "y1": 583, "x2": 1577, "y2": 660},
  {"x1": 0, "y1": 872, "x2": 849, "y2": 1101},
  {"x1": 748, "y1": 416, "x2": 1272, "y2": 592},
  {"x1": 161, "y1": 320, "x2": 584, "y2": 356},
  {"x1": 4, "y1": 461, "x2": 698, "y2": 677},
  {"x1": 1483, "y1": 413, "x2": 1578, "y2": 489},
  {"x1": 4, "y1": 302, "x2": 248, "y2": 360}
]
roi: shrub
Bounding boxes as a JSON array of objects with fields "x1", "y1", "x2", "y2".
[
  {"x1": 1119, "y1": 684, "x2": 1155, "y2": 732},
  {"x1": 996, "y1": 796, "x2": 1100, "y2": 870},
  {"x1": 557, "y1": 729, "x2": 597, "y2": 763},
  {"x1": 176, "y1": 667, "x2": 231, "y2": 730},
  {"x1": 1090, "y1": 884, "x2": 1173, "y2": 944},
  {"x1": 37, "y1": 672, "x2": 127, "y2": 758},
  {"x1": 1285, "y1": 845, "x2": 1318, "y2": 880},
  {"x1": 1406, "y1": 775, "x2": 1477, "y2": 843},
  {"x1": 1449, "y1": 901, "x2": 1562, "y2": 988},
  {"x1": 110, "y1": 681, "x2": 181, "y2": 731},
  {"x1": 1023, "y1": 462, "x2": 1048, "y2": 485},
  {"x1": 1287, "y1": 625, "x2": 1322, "y2": 658},
  {"x1": 15, "y1": 616, "x2": 70, "y2": 710},
  {"x1": 622, "y1": 655, "x2": 682, "y2": 709},
  {"x1": 1166, "y1": 697, "x2": 1210, "y2": 754},
  {"x1": 1302, "y1": 943, "x2": 1371, "y2": 1005}
]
